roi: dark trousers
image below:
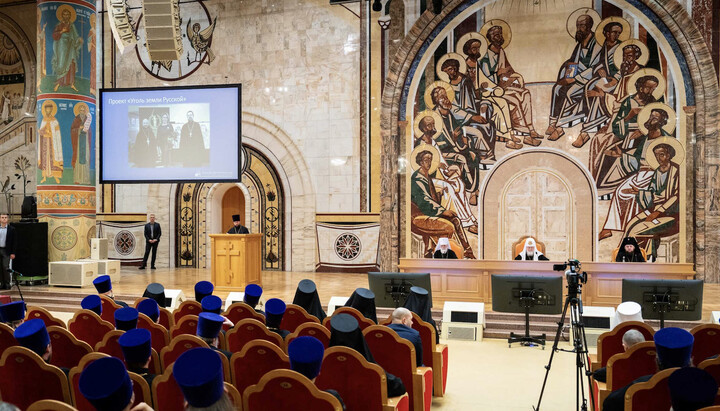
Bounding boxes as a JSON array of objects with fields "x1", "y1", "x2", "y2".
[
  {"x1": 142, "y1": 241, "x2": 158, "y2": 267},
  {"x1": 0, "y1": 248, "x2": 11, "y2": 287}
]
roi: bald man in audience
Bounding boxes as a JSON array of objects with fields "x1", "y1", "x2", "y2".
[
  {"x1": 592, "y1": 329, "x2": 646, "y2": 383},
  {"x1": 387, "y1": 307, "x2": 424, "y2": 367}
]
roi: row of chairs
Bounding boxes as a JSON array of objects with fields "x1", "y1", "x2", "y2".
[{"x1": 621, "y1": 364, "x2": 720, "y2": 410}]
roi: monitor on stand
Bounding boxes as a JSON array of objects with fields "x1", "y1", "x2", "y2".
[
  {"x1": 621, "y1": 279, "x2": 703, "y2": 329},
  {"x1": 367, "y1": 272, "x2": 432, "y2": 308}
]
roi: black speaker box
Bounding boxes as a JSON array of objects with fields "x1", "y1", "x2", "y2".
[{"x1": 10, "y1": 221, "x2": 49, "y2": 277}]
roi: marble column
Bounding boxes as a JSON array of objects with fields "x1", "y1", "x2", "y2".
[{"x1": 37, "y1": 1, "x2": 97, "y2": 261}]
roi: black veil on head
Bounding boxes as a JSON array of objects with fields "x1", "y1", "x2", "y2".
[
  {"x1": 403, "y1": 286, "x2": 439, "y2": 343},
  {"x1": 292, "y1": 279, "x2": 326, "y2": 322},
  {"x1": 344, "y1": 288, "x2": 377, "y2": 323},
  {"x1": 143, "y1": 283, "x2": 167, "y2": 308},
  {"x1": 329, "y1": 313, "x2": 374, "y2": 363}
]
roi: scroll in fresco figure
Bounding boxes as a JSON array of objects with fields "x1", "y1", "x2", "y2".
[
  {"x1": 71, "y1": 103, "x2": 92, "y2": 184},
  {"x1": 38, "y1": 101, "x2": 64, "y2": 184},
  {"x1": 546, "y1": 14, "x2": 601, "y2": 141},
  {"x1": 51, "y1": 5, "x2": 83, "y2": 92}
]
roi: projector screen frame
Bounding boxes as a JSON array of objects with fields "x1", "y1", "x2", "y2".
[{"x1": 98, "y1": 83, "x2": 242, "y2": 184}]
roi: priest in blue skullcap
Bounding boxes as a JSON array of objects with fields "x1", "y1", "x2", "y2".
[
  {"x1": 142, "y1": 283, "x2": 166, "y2": 308},
  {"x1": 603, "y1": 327, "x2": 695, "y2": 411},
  {"x1": 14, "y1": 318, "x2": 69, "y2": 376},
  {"x1": 288, "y1": 336, "x2": 346, "y2": 410},
  {"x1": 114, "y1": 307, "x2": 139, "y2": 331},
  {"x1": 194, "y1": 281, "x2": 214, "y2": 302},
  {"x1": 201, "y1": 295, "x2": 223, "y2": 314},
  {"x1": 119, "y1": 328, "x2": 157, "y2": 388},
  {"x1": 265, "y1": 298, "x2": 290, "y2": 339},
  {"x1": 0, "y1": 301, "x2": 25, "y2": 329},
  {"x1": 93, "y1": 275, "x2": 128, "y2": 307},
  {"x1": 79, "y1": 356, "x2": 152, "y2": 411},
  {"x1": 196, "y1": 312, "x2": 233, "y2": 360},
  {"x1": 668, "y1": 367, "x2": 718, "y2": 411},
  {"x1": 174, "y1": 347, "x2": 233, "y2": 410},
  {"x1": 137, "y1": 298, "x2": 159, "y2": 323},
  {"x1": 81, "y1": 295, "x2": 102, "y2": 316}
]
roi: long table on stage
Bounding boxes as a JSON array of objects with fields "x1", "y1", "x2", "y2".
[{"x1": 398, "y1": 259, "x2": 696, "y2": 306}]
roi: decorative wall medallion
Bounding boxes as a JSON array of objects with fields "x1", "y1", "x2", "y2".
[
  {"x1": 114, "y1": 230, "x2": 135, "y2": 255},
  {"x1": 335, "y1": 233, "x2": 361, "y2": 261},
  {"x1": 52, "y1": 226, "x2": 77, "y2": 251}
]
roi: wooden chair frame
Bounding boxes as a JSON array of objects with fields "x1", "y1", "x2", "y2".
[
  {"x1": 26, "y1": 306, "x2": 67, "y2": 328},
  {"x1": 231, "y1": 339, "x2": 290, "y2": 393},
  {"x1": 95, "y1": 330, "x2": 125, "y2": 358},
  {"x1": 137, "y1": 312, "x2": 170, "y2": 353},
  {"x1": 592, "y1": 321, "x2": 654, "y2": 370},
  {"x1": 67, "y1": 309, "x2": 115, "y2": 349},
  {"x1": 285, "y1": 322, "x2": 332, "y2": 349},
  {"x1": 68, "y1": 352, "x2": 111, "y2": 408},
  {"x1": 226, "y1": 318, "x2": 284, "y2": 353},
  {"x1": 151, "y1": 359, "x2": 183, "y2": 411},
  {"x1": 223, "y1": 302, "x2": 265, "y2": 324},
  {"x1": 170, "y1": 315, "x2": 199, "y2": 339},
  {"x1": 0, "y1": 346, "x2": 72, "y2": 407},
  {"x1": 624, "y1": 367, "x2": 678, "y2": 411},
  {"x1": 158, "y1": 307, "x2": 174, "y2": 330},
  {"x1": 128, "y1": 371, "x2": 153, "y2": 409},
  {"x1": 280, "y1": 304, "x2": 320, "y2": 334},
  {"x1": 691, "y1": 323, "x2": 720, "y2": 363},
  {"x1": 224, "y1": 382, "x2": 243, "y2": 410},
  {"x1": 322, "y1": 306, "x2": 376, "y2": 330},
  {"x1": 172, "y1": 300, "x2": 202, "y2": 324},
  {"x1": 159, "y1": 334, "x2": 209, "y2": 370},
  {"x1": 47, "y1": 325, "x2": 93, "y2": 369},
  {"x1": 27, "y1": 400, "x2": 80, "y2": 411},
  {"x1": 606, "y1": 342, "x2": 657, "y2": 391},
  {"x1": 99, "y1": 295, "x2": 122, "y2": 325},
  {"x1": 242, "y1": 369, "x2": 342, "y2": 411},
  {"x1": 0, "y1": 322, "x2": 18, "y2": 353}
]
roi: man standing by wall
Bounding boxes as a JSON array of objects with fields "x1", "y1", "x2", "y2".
[
  {"x1": 140, "y1": 213, "x2": 160, "y2": 269},
  {"x1": 0, "y1": 213, "x2": 16, "y2": 290}
]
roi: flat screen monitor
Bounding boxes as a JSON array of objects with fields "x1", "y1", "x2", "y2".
[
  {"x1": 621, "y1": 279, "x2": 703, "y2": 321},
  {"x1": 99, "y1": 84, "x2": 241, "y2": 183},
  {"x1": 491, "y1": 275, "x2": 563, "y2": 315},
  {"x1": 367, "y1": 272, "x2": 432, "y2": 308}
]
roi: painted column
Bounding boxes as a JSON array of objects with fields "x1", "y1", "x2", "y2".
[{"x1": 37, "y1": 1, "x2": 97, "y2": 261}]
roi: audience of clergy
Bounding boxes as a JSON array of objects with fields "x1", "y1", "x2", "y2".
[
  {"x1": 119, "y1": 328, "x2": 157, "y2": 388},
  {"x1": 667, "y1": 367, "x2": 719, "y2": 411},
  {"x1": 388, "y1": 307, "x2": 424, "y2": 367},
  {"x1": 194, "y1": 280, "x2": 214, "y2": 302},
  {"x1": 14, "y1": 319, "x2": 69, "y2": 376},
  {"x1": 79, "y1": 356, "x2": 153, "y2": 411},
  {"x1": 591, "y1": 329, "x2": 645, "y2": 383},
  {"x1": 404, "y1": 286, "x2": 439, "y2": 344},
  {"x1": 288, "y1": 336, "x2": 346, "y2": 410},
  {"x1": 81, "y1": 294, "x2": 103, "y2": 316},
  {"x1": 93, "y1": 275, "x2": 129, "y2": 307},
  {"x1": 142, "y1": 283, "x2": 167, "y2": 308},
  {"x1": 292, "y1": 279, "x2": 327, "y2": 321},
  {"x1": 114, "y1": 307, "x2": 139, "y2": 331},
  {"x1": 244, "y1": 283, "x2": 265, "y2": 315},
  {"x1": 174, "y1": 347, "x2": 233, "y2": 411},
  {"x1": 0, "y1": 300, "x2": 25, "y2": 329},
  {"x1": 264, "y1": 298, "x2": 291, "y2": 339},
  {"x1": 137, "y1": 298, "x2": 160, "y2": 323},
  {"x1": 433, "y1": 237, "x2": 458, "y2": 259},
  {"x1": 514, "y1": 237, "x2": 549, "y2": 260},
  {"x1": 201, "y1": 295, "x2": 224, "y2": 314},
  {"x1": 615, "y1": 236, "x2": 646, "y2": 262},
  {"x1": 344, "y1": 287, "x2": 378, "y2": 323},
  {"x1": 196, "y1": 311, "x2": 233, "y2": 360}
]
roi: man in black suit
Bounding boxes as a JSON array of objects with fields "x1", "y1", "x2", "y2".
[
  {"x1": 0, "y1": 213, "x2": 17, "y2": 290},
  {"x1": 227, "y1": 214, "x2": 249, "y2": 234},
  {"x1": 140, "y1": 213, "x2": 161, "y2": 269}
]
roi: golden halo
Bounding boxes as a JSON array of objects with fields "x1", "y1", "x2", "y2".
[
  {"x1": 56, "y1": 4, "x2": 77, "y2": 23},
  {"x1": 413, "y1": 110, "x2": 444, "y2": 141},
  {"x1": 637, "y1": 103, "x2": 676, "y2": 135},
  {"x1": 424, "y1": 81, "x2": 455, "y2": 109},
  {"x1": 613, "y1": 39, "x2": 650, "y2": 69},
  {"x1": 410, "y1": 143, "x2": 442, "y2": 175},
  {"x1": 41, "y1": 100, "x2": 57, "y2": 117},
  {"x1": 566, "y1": 8, "x2": 601, "y2": 39},
  {"x1": 73, "y1": 102, "x2": 89, "y2": 117},
  {"x1": 594, "y1": 17, "x2": 631, "y2": 44},
  {"x1": 644, "y1": 137, "x2": 685, "y2": 169},
  {"x1": 628, "y1": 68, "x2": 666, "y2": 100},
  {"x1": 436, "y1": 53, "x2": 468, "y2": 83},
  {"x1": 456, "y1": 32, "x2": 488, "y2": 59},
  {"x1": 480, "y1": 19, "x2": 512, "y2": 49}
]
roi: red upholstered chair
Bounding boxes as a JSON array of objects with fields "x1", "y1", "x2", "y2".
[
  {"x1": 691, "y1": 324, "x2": 720, "y2": 364},
  {"x1": 0, "y1": 346, "x2": 71, "y2": 409},
  {"x1": 699, "y1": 356, "x2": 720, "y2": 385},
  {"x1": 170, "y1": 315, "x2": 199, "y2": 339},
  {"x1": 226, "y1": 318, "x2": 284, "y2": 353},
  {"x1": 595, "y1": 341, "x2": 658, "y2": 408},
  {"x1": 172, "y1": 300, "x2": 202, "y2": 324},
  {"x1": 624, "y1": 367, "x2": 678, "y2": 411},
  {"x1": 27, "y1": 400, "x2": 79, "y2": 411},
  {"x1": 68, "y1": 309, "x2": 115, "y2": 349},
  {"x1": 158, "y1": 307, "x2": 174, "y2": 330},
  {"x1": 47, "y1": 326, "x2": 93, "y2": 369},
  {"x1": 592, "y1": 321, "x2": 654, "y2": 370},
  {"x1": 137, "y1": 312, "x2": 170, "y2": 353},
  {"x1": 223, "y1": 302, "x2": 265, "y2": 324},
  {"x1": 152, "y1": 360, "x2": 184, "y2": 411},
  {"x1": 68, "y1": 352, "x2": 109, "y2": 410},
  {"x1": 403, "y1": 312, "x2": 448, "y2": 397},
  {"x1": 95, "y1": 330, "x2": 125, "y2": 359},
  {"x1": 159, "y1": 334, "x2": 209, "y2": 369},
  {"x1": 280, "y1": 304, "x2": 320, "y2": 334},
  {"x1": 323, "y1": 307, "x2": 376, "y2": 331},
  {"x1": 26, "y1": 306, "x2": 67, "y2": 328},
  {"x1": 316, "y1": 346, "x2": 410, "y2": 411},
  {"x1": 128, "y1": 371, "x2": 153, "y2": 409},
  {"x1": 0, "y1": 322, "x2": 18, "y2": 353},
  {"x1": 286, "y1": 322, "x2": 331, "y2": 349},
  {"x1": 363, "y1": 325, "x2": 433, "y2": 411},
  {"x1": 99, "y1": 295, "x2": 122, "y2": 325},
  {"x1": 231, "y1": 339, "x2": 290, "y2": 397},
  {"x1": 243, "y1": 369, "x2": 343, "y2": 411}
]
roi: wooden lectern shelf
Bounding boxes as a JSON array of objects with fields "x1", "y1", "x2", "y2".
[
  {"x1": 398, "y1": 258, "x2": 695, "y2": 306},
  {"x1": 210, "y1": 234, "x2": 263, "y2": 289}
]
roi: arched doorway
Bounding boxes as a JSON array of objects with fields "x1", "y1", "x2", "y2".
[{"x1": 222, "y1": 186, "x2": 245, "y2": 227}]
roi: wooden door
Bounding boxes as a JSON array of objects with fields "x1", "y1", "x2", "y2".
[{"x1": 222, "y1": 186, "x2": 245, "y2": 230}]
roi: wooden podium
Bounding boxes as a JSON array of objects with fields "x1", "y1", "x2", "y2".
[{"x1": 209, "y1": 234, "x2": 262, "y2": 288}]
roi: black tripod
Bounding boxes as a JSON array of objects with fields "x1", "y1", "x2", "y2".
[
  {"x1": 534, "y1": 279, "x2": 595, "y2": 411},
  {"x1": 508, "y1": 291, "x2": 546, "y2": 348}
]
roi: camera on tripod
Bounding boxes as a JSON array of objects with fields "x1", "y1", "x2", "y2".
[{"x1": 553, "y1": 259, "x2": 587, "y2": 289}]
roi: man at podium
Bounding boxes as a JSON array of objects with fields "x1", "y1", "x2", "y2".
[{"x1": 227, "y1": 214, "x2": 249, "y2": 234}]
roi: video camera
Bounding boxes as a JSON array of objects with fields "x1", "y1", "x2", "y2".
[{"x1": 553, "y1": 259, "x2": 587, "y2": 290}]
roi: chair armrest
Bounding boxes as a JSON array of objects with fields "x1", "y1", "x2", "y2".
[
  {"x1": 384, "y1": 392, "x2": 410, "y2": 411},
  {"x1": 589, "y1": 354, "x2": 599, "y2": 371}
]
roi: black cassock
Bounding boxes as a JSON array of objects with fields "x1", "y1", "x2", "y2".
[{"x1": 227, "y1": 225, "x2": 249, "y2": 234}]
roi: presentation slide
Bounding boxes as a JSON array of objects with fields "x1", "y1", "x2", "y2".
[{"x1": 100, "y1": 84, "x2": 241, "y2": 183}]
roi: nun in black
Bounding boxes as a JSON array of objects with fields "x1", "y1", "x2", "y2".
[
  {"x1": 142, "y1": 283, "x2": 167, "y2": 308},
  {"x1": 292, "y1": 279, "x2": 327, "y2": 322},
  {"x1": 329, "y1": 314, "x2": 406, "y2": 398},
  {"x1": 404, "y1": 286, "x2": 439, "y2": 344},
  {"x1": 344, "y1": 288, "x2": 377, "y2": 323},
  {"x1": 615, "y1": 237, "x2": 646, "y2": 262}
]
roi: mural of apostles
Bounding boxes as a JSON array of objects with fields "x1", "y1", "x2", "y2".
[
  {"x1": 38, "y1": 100, "x2": 63, "y2": 184},
  {"x1": 409, "y1": 5, "x2": 685, "y2": 262}
]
